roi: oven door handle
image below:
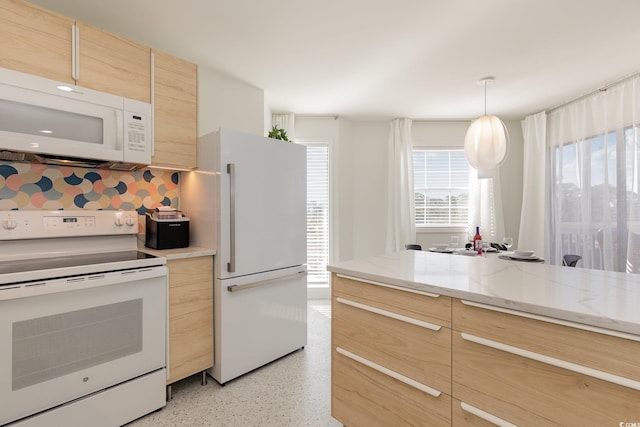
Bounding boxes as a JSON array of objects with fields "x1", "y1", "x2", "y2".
[
  {"x1": 0, "y1": 266, "x2": 167, "y2": 301},
  {"x1": 227, "y1": 271, "x2": 307, "y2": 293}
]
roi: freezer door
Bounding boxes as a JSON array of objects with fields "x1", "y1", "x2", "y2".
[
  {"x1": 218, "y1": 128, "x2": 306, "y2": 279},
  {"x1": 210, "y1": 266, "x2": 308, "y2": 384}
]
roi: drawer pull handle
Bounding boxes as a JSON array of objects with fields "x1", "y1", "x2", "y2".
[
  {"x1": 461, "y1": 332, "x2": 640, "y2": 391},
  {"x1": 336, "y1": 274, "x2": 440, "y2": 298},
  {"x1": 336, "y1": 346, "x2": 441, "y2": 398},
  {"x1": 460, "y1": 300, "x2": 640, "y2": 342},
  {"x1": 460, "y1": 402, "x2": 518, "y2": 427},
  {"x1": 336, "y1": 297, "x2": 442, "y2": 331}
]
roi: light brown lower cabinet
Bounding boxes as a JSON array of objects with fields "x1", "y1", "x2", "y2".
[
  {"x1": 166, "y1": 256, "x2": 213, "y2": 386},
  {"x1": 331, "y1": 273, "x2": 640, "y2": 426},
  {"x1": 331, "y1": 273, "x2": 452, "y2": 427},
  {"x1": 333, "y1": 348, "x2": 451, "y2": 427},
  {"x1": 452, "y1": 298, "x2": 640, "y2": 426}
]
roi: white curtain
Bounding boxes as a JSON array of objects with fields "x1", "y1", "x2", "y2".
[
  {"x1": 272, "y1": 113, "x2": 296, "y2": 141},
  {"x1": 386, "y1": 118, "x2": 416, "y2": 252},
  {"x1": 518, "y1": 111, "x2": 547, "y2": 256},
  {"x1": 468, "y1": 168, "x2": 505, "y2": 244},
  {"x1": 547, "y1": 75, "x2": 640, "y2": 271}
]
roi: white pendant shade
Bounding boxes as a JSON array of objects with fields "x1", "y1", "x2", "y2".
[{"x1": 464, "y1": 114, "x2": 509, "y2": 178}]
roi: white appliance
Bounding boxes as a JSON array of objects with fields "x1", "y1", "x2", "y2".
[
  {"x1": 0, "y1": 67, "x2": 152, "y2": 170},
  {"x1": 181, "y1": 128, "x2": 307, "y2": 384},
  {"x1": 0, "y1": 210, "x2": 167, "y2": 426}
]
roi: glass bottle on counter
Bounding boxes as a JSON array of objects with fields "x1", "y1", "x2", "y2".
[{"x1": 473, "y1": 226, "x2": 483, "y2": 255}]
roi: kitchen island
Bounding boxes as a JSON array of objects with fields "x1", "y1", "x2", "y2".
[{"x1": 328, "y1": 250, "x2": 640, "y2": 426}]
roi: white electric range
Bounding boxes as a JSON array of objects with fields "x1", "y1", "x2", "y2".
[{"x1": 0, "y1": 210, "x2": 168, "y2": 427}]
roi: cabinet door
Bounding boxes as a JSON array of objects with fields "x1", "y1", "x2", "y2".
[
  {"x1": 453, "y1": 332, "x2": 640, "y2": 426},
  {"x1": 333, "y1": 348, "x2": 451, "y2": 427},
  {"x1": 76, "y1": 22, "x2": 151, "y2": 103},
  {"x1": 333, "y1": 274, "x2": 451, "y2": 328},
  {"x1": 0, "y1": 0, "x2": 74, "y2": 83},
  {"x1": 452, "y1": 299, "x2": 640, "y2": 425},
  {"x1": 333, "y1": 294, "x2": 451, "y2": 394},
  {"x1": 152, "y1": 49, "x2": 198, "y2": 169},
  {"x1": 167, "y1": 256, "x2": 213, "y2": 384}
]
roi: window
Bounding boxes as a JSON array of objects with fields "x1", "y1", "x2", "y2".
[
  {"x1": 551, "y1": 127, "x2": 638, "y2": 272},
  {"x1": 413, "y1": 148, "x2": 469, "y2": 227},
  {"x1": 304, "y1": 143, "x2": 330, "y2": 285}
]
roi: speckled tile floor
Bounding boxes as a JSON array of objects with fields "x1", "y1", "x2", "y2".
[{"x1": 126, "y1": 300, "x2": 340, "y2": 427}]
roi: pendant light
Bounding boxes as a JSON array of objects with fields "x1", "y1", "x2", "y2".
[{"x1": 464, "y1": 77, "x2": 509, "y2": 179}]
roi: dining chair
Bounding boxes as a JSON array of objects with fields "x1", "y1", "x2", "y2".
[
  {"x1": 405, "y1": 244, "x2": 422, "y2": 251},
  {"x1": 562, "y1": 254, "x2": 582, "y2": 267}
]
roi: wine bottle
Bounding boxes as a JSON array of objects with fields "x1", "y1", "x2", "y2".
[{"x1": 473, "y1": 226, "x2": 483, "y2": 255}]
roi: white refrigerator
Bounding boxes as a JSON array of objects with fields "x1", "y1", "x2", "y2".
[{"x1": 180, "y1": 128, "x2": 307, "y2": 384}]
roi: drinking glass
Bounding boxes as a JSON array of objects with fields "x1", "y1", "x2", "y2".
[
  {"x1": 503, "y1": 237, "x2": 513, "y2": 251},
  {"x1": 450, "y1": 235, "x2": 459, "y2": 249}
]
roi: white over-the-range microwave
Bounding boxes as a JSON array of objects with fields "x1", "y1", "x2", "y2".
[{"x1": 0, "y1": 67, "x2": 152, "y2": 170}]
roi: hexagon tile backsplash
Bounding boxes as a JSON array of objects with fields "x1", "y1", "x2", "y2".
[{"x1": 0, "y1": 162, "x2": 179, "y2": 214}]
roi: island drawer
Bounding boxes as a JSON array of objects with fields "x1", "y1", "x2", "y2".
[
  {"x1": 452, "y1": 332, "x2": 640, "y2": 425},
  {"x1": 332, "y1": 273, "x2": 451, "y2": 328},
  {"x1": 333, "y1": 346, "x2": 451, "y2": 427},
  {"x1": 333, "y1": 294, "x2": 451, "y2": 393},
  {"x1": 452, "y1": 298, "x2": 640, "y2": 382}
]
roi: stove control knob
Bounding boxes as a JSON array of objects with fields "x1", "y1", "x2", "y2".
[
  {"x1": 2, "y1": 219, "x2": 17, "y2": 230},
  {"x1": 126, "y1": 217, "x2": 136, "y2": 227},
  {"x1": 114, "y1": 216, "x2": 124, "y2": 227}
]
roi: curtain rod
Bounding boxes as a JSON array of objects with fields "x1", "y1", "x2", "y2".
[{"x1": 545, "y1": 70, "x2": 640, "y2": 115}]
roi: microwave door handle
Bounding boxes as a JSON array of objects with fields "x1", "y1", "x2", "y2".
[
  {"x1": 116, "y1": 111, "x2": 123, "y2": 150},
  {"x1": 150, "y1": 51, "x2": 155, "y2": 156},
  {"x1": 72, "y1": 24, "x2": 79, "y2": 81},
  {"x1": 227, "y1": 163, "x2": 236, "y2": 273}
]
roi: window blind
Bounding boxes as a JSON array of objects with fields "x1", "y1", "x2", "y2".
[
  {"x1": 306, "y1": 144, "x2": 329, "y2": 284},
  {"x1": 413, "y1": 149, "x2": 469, "y2": 226}
]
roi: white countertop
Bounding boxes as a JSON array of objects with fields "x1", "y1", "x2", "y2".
[
  {"x1": 137, "y1": 239, "x2": 215, "y2": 260},
  {"x1": 327, "y1": 250, "x2": 640, "y2": 335}
]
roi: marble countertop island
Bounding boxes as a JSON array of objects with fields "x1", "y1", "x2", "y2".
[{"x1": 328, "y1": 250, "x2": 640, "y2": 335}]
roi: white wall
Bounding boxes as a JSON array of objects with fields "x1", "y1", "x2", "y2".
[
  {"x1": 263, "y1": 99, "x2": 272, "y2": 137},
  {"x1": 295, "y1": 117, "x2": 524, "y2": 261},
  {"x1": 197, "y1": 66, "x2": 264, "y2": 137},
  {"x1": 351, "y1": 121, "x2": 388, "y2": 258},
  {"x1": 336, "y1": 119, "x2": 355, "y2": 262}
]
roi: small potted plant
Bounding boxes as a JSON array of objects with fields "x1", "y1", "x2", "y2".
[{"x1": 268, "y1": 125, "x2": 289, "y2": 141}]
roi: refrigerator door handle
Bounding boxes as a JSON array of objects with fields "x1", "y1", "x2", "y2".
[
  {"x1": 227, "y1": 271, "x2": 307, "y2": 292},
  {"x1": 227, "y1": 163, "x2": 236, "y2": 273}
]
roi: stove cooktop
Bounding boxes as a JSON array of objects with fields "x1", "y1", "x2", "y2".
[
  {"x1": 0, "y1": 250, "x2": 164, "y2": 286},
  {"x1": 0, "y1": 251, "x2": 157, "y2": 275}
]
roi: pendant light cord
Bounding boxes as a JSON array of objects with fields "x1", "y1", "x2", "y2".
[
  {"x1": 478, "y1": 76, "x2": 494, "y2": 116},
  {"x1": 484, "y1": 83, "x2": 487, "y2": 115}
]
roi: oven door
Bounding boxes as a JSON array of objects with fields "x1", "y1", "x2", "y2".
[{"x1": 0, "y1": 266, "x2": 167, "y2": 425}]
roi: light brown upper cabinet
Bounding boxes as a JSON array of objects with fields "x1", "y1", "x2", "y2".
[
  {"x1": 0, "y1": 1, "x2": 150, "y2": 103},
  {"x1": 152, "y1": 49, "x2": 198, "y2": 169},
  {"x1": 76, "y1": 22, "x2": 150, "y2": 103},
  {"x1": 0, "y1": 0, "x2": 74, "y2": 83}
]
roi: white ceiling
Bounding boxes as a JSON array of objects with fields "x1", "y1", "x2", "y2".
[{"x1": 28, "y1": 0, "x2": 640, "y2": 120}]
